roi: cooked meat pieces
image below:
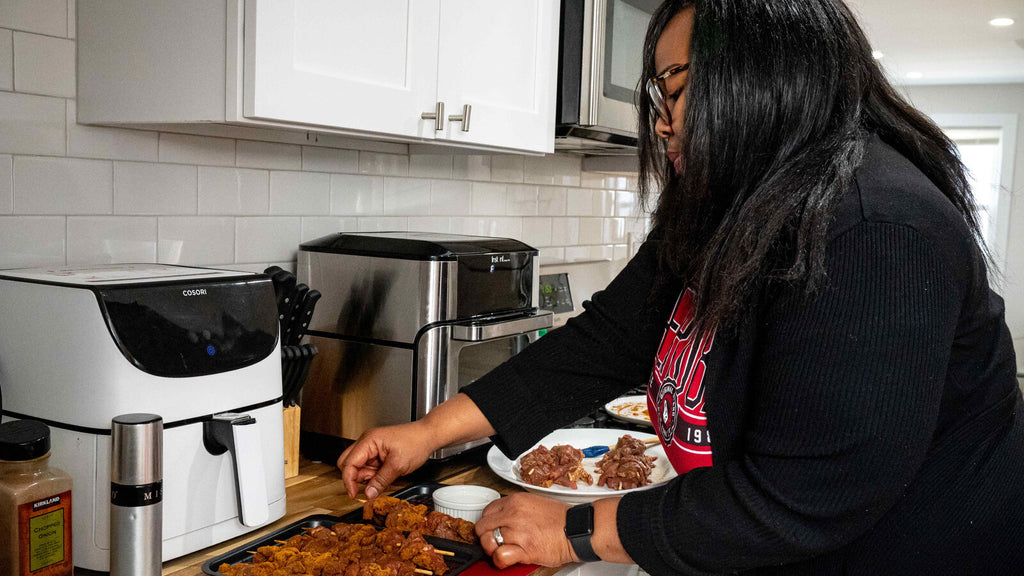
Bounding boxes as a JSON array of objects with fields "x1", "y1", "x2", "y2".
[
  {"x1": 595, "y1": 435, "x2": 657, "y2": 490},
  {"x1": 216, "y1": 523, "x2": 449, "y2": 576},
  {"x1": 519, "y1": 444, "x2": 594, "y2": 489},
  {"x1": 362, "y1": 495, "x2": 478, "y2": 544}
]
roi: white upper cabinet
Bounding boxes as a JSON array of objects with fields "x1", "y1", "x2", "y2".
[
  {"x1": 77, "y1": 0, "x2": 559, "y2": 154},
  {"x1": 434, "y1": 0, "x2": 559, "y2": 153}
]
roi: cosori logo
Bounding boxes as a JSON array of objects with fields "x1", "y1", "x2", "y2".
[
  {"x1": 182, "y1": 288, "x2": 208, "y2": 296},
  {"x1": 490, "y1": 254, "x2": 512, "y2": 263}
]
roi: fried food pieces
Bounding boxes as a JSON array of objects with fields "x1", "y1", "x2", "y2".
[
  {"x1": 216, "y1": 524, "x2": 448, "y2": 576},
  {"x1": 363, "y1": 496, "x2": 478, "y2": 544},
  {"x1": 594, "y1": 434, "x2": 657, "y2": 490},
  {"x1": 519, "y1": 444, "x2": 594, "y2": 489}
]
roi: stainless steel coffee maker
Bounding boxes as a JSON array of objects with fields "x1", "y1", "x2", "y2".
[{"x1": 297, "y1": 232, "x2": 552, "y2": 458}]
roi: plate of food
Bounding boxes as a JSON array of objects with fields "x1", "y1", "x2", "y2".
[
  {"x1": 486, "y1": 428, "x2": 675, "y2": 504},
  {"x1": 604, "y1": 395, "x2": 652, "y2": 427}
]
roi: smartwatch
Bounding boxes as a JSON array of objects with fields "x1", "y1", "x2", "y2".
[{"x1": 564, "y1": 502, "x2": 602, "y2": 562}]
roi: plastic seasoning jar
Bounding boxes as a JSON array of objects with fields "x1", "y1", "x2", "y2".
[{"x1": 0, "y1": 419, "x2": 74, "y2": 576}]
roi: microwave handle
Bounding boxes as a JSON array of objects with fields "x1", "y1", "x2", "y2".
[{"x1": 451, "y1": 311, "x2": 553, "y2": 342}]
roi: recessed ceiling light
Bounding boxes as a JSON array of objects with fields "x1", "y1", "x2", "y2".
[
  {"x1": 906, "y1": 72, "x2": 924, "y2": 79},
  {"x1": 872, "y1": 50, "x2": 885, "y2": 59},
  {"x1": 989, "y1": 17, "x2": 1015, "y2": 27}
]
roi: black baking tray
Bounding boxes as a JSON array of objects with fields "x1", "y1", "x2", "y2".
[{"x1": 202, "y1": 484, "x2": 483, "y2": 576}]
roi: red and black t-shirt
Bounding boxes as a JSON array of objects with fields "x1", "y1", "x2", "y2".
[{"x1": 647, "y1": 288, "x2": 716, "y2": 473}]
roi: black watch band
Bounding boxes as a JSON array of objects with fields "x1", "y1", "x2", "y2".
[{"x1": 564, "y1": 503, "x2": 602, "y2": 562}]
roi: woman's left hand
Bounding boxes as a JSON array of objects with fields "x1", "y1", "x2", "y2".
[{"x1": 474, "y1": 492, "x2": 577, "y2": 568}]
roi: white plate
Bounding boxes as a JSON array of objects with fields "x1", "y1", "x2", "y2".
[
  {"x1": 486, "y1": 428, "x2": 676, "y2": 504},
  {"x1": 604, "y1": 395, "x2": 652, "y2": 427}
]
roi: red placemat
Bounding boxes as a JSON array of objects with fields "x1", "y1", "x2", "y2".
[{"x1": 461, "y1": 560, "x2": 541, "y2": 576}]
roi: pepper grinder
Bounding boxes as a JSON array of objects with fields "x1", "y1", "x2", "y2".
[{"x1": 110, "y1": 414, "x2": 163, "y2": 576}]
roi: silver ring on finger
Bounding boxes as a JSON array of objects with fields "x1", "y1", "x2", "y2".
[{"x1": 493, "y1": 527, "x2": 505, "y2": 547}]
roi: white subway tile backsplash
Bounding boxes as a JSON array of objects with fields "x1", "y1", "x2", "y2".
[
  {"x1": 429, "y1": 180, "x2": 472, "y2": 216},
  {"x1": 0, "y1": 0, "x2": 67, "y2": 37},
  {"x1": 594, "y1": 190, "x2": 615, "y2": 217},
  {"x1": 615, "y1": 191, "x2": 637, "y2": 217},
  {"x1": 67, "y1": 101, "x2": 159, "y2": 161},
  {"x1": 539, "y1": 246, "x2": 564, "y2": 264},
  {"x1": 300, "y1": 216, "x2": 357, "y2": 243},
  {"x1": 113, "y1": 162, "x2": 197, "y2": 215},
  {"x1": 235, "y1": 217, "x2": 301, "y2": 263},
  {"x1": 566, "y1": 188, "x2": 593, "y2": 216},
  {"x1": 580, "y1": 172, "x2": 638, "y2": 191},
  {"x1": 198, "y1": 167, "x2": 269, "y2": 215},
  {"x1": 0, "y1": 92, "x2": 64, "y2": 156},
  {"x1": 579, "y1": 217, "x2": 602, "y2": 244},
  {"x1": 67, "y1": 0, "x2": 75, "y2": 38},
  {"x1": 302, "y1": 146, "x2": 359, "y2": 173},
  {"x1": 522, "y1": 217, "x2": 552, "y2": 248},
  {"x1": 68, "y1": 216, "x2": 156, "y2": 265},
  {"x1": 490, "y1": 156, "x2": 524, "y2": 183},
  {"x1": 0, "y1": 216, "x2": 65, "y2": 267},
  {"x1": 603, "y1": 218, "x2": 625, "y2": 244},
  {"x1": 331, "y1": 174, "x2": 383, "y2": 215},
  {"x1": 408, "y1": 216, "x2": 451, "y2": 234},
  {"x1": 589, "y1": 245, "x2": 613, "y2": 261},
  {"x1": 237, "y1": 140, "x2": 302, "y2": 170},
  {"x1": 382, "y1": 177, "x2": 430, "y2": 215},
  {"x1": 159, "y1": 133, "x2": 235, "y2": 166},
  {"x1": 452, "y1": 155, "x2": 490, "y2": 181},
  {"x1": 270, "y1": 171, "x2": 331, "y2": 215},
  {"x1": 13, "y1": 32, "x2": 74, "y2": 98},
  {"x1": 14, "y1": 156, "x2": 112, "y2": 214},
  {"x1": 471, "y1": 182, "x2": 505, "y2": 215},
  {"x1": 359, "y1": 151, "x2": 409, "y2": 176},
  {"x1": 0, "y1": 30, "x2": 12, "y2": 92},
  {"x1": 507, "y1": 184, "x2": 539, "y2": 216},
  {"x1": 358, "y1": 216, "x2": 407, "y2": 232},
  {"x1": 0, "y1": 154, "x2": 11, "y2": 213},
  {"x1": 550, "y1": 217, "x2": 580, "y2": 246},
  {"x1": 451, "y1": 216, "x2": 520, "y2": 239},
  {"x1": 524, "y1": 154, "x2": 581, "y2": 186},
  {"x1": 564, "y1": 246, "x2": 589, "y2": 262},
  {"x1": 409, "y1": 154, "x2": 453, "y2": 179},
  {"x1": 157, "y1": 217, "x2": 234, "y2": 265},
  {"x1": 538, "y1": 186, "x2": 566, "y2": 216}
]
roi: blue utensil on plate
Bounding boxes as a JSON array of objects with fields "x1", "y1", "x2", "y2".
[{"x1": 580, "y1": 437, "x2": 659, "y2": 458}]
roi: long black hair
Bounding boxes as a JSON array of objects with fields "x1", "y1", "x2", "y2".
[{"x1": 636, "y1": 0, "x2": 983, "y2": 334}]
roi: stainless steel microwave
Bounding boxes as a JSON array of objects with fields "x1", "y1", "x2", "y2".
[{"x1": 555, "y1": 0, "x2": 660, "y2": 154}]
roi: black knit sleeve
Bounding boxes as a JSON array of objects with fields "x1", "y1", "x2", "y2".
[
  {"x1": 462, "y1": 234, "x2": 677, "y2": 458},
  {"x1": 617, "y1": 221, "x2": 965, "y2": 574}
]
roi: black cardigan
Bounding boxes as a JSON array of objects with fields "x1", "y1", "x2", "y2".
[{"x1": 463, "y1": 136, "x2": 1024, "y2": 575}]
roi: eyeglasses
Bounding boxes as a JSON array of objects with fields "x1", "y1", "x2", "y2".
[{"x1": 646, "y1": 63, "x2": 690, "y2": 123}]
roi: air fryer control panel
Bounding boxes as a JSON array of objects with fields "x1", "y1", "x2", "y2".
[{"x1": 99, "y1": 278, "x2": 278, "y2": 377}]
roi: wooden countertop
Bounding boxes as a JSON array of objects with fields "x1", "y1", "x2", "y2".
[{"x1": 160, "y1": 454, "x2": 562, "y2": 576}]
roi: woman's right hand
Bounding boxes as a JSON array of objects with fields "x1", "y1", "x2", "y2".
[{"x1": 337, "y1": 420, "x2": 436, "y2": 499}]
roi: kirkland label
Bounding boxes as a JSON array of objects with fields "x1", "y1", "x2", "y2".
[{"x1": 17, "y1": 491, "x2": 73, "y2": 575}]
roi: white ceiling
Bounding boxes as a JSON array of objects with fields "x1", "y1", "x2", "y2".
[{"x1": 845, "y1": 0, "x2": 1024, "y2": 85}]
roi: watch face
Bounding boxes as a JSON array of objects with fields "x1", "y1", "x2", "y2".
[{"x1": 565, "y1": 503, "x2": 595, "y2": 537}]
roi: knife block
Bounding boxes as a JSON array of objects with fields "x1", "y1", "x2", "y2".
[{"x1": 283, "y1": 405, "x2": 301, "y2": 479}]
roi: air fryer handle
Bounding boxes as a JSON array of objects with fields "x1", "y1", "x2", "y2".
[{"x1": 203, "y1": 413, "x2": 269, "y2": 527}]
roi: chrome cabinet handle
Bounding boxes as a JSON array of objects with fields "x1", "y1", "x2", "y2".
[
  {"x1": 421, "y1": 101, "x2": 445, "y2": 131},
  {"x1": 448, "y1": 104, "x2": 472, "y2": 132}
]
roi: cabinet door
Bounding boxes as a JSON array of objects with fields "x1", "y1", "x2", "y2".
[
  {"x1": 243, "y1": 0, "x2": 441, "y2": 139},
  {"x1": 435, "y1": 0, "x2": 560, "y2": 153}
]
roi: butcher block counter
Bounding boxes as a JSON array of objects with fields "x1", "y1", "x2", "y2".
[{"x1": 158, "y1": 451, "x2": 565, "y2": 576}]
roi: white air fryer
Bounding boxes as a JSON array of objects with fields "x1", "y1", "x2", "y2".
[{"x1": 0, "y1": 264, "x2": 286, "y2": 571}]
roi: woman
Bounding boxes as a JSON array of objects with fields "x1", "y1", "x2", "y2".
[{"x1": 337, "y1": 0, "x2": 1024, "y2": 573}]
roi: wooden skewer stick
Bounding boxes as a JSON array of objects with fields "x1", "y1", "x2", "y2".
[
  {"x1": 435, "y1": 550, "x2": 455, "y2": 556},
  {"x1": 414, "y1": 569, "x2": 433, "y2": 575}
]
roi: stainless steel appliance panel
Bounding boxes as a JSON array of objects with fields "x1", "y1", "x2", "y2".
[
  {"x1": 301, "y1": 335, "x2": 414, "y2": 440},
  {"x1": 298, "y1": 251, "x2": 455, "y2": 344}
]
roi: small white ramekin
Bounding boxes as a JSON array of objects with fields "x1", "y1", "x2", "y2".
[{"x1": 431, "y1": 485, "x2": 501, "y2": 523}]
